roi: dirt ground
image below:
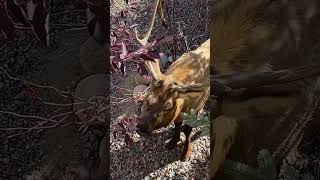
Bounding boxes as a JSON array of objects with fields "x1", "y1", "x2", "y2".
[
  {"x1": 109, "y1": 69, "x2": 210, "y2": 180},
  {"x1": 25, "y1": 30, "x2": 93, "y2": 179},
  {"x1": 0, "y1": 27, "x2": 105, "y2": 179},
  {"x1": 2, "y1": 0, "x2": 319, "y2": 179},
  {"x1": 109, "y1": 0, "x2": 210, "y2": 179}
]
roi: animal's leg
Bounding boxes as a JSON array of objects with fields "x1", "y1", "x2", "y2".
[
  {"x1": 210, "y1": 115, "x2": 238, "y2": 179},
  {"x1": 180, "y1": 124, "x2": 193, "y2": 161},
  {"x1": 167, "y1": 121, "x2": 182, "y2": 149}
]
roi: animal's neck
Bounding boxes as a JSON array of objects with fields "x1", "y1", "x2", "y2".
[{"x1": 179, "y1": 90, "x2": 209, "y2": 113}]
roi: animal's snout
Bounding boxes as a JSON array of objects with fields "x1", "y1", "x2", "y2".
[
  {"x1": 136, "y1": 122, "x2": 148, "y2": 134},
  {"x1": 136, "y1": 123, "x2": 151, "y2": 134}
]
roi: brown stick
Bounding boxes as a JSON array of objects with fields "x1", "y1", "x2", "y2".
[
  {"x1": 134, "y1": 0, "x2": 160, "y2": 46},
  {"x1": 211, "y1": 62, "x2": 320, "y2": 97},
  {"x1": 173, "y1": 82, "x2": 210, "y2": 93}
]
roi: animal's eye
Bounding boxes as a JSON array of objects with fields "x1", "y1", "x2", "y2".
[
  {"x1": 145, "y1": 104, "x2": 151, "y2": 111},
  {"x1": 145, "y1": 97, "x2": 152, "y2": 105},
  {"x1": 164, "y1": 101, "x2": 173, "y2": 110},
  {"x1": 142, "y1": 101, "x2": 150, "y2": 110},
  {"x1": 153, "y1": 80, "x2": 164, "y2": 87}
]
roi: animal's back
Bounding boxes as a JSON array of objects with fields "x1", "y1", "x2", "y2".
[
  {"x1": 165, "y1": 39, "x2": 210, "y2": 85},
  {"x1": 211, "y1": 0, "x2": 320, "y2": 179},
  {"x1": 212, "y1": 0, "x2": 320, "y2": 74}
]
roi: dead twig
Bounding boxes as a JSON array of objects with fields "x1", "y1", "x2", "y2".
[
  {"x1": 0, "y1": 110, "x2": 58, "y2": 123},
  {"x1": 0, "y1": 67, "x2": 108, "y2": 138},
  {"x1": 64, "y1": 27, "x2": 88, "y2": 32},
  {"x1": 211, "y1": 62, "x2": 320, "y2": 97},
  {"x1": 50, "y1": 23, "x2": 87, "y2": 27},
  {"x1": 1, "y1": 114, "x2": 70, "y2": 141},
  {"x1": 0, "y1": 66, "x2": 94, "y2": 105},
  {"x1": 50, "y1": 10, "x2": 85, "y2": 16}
]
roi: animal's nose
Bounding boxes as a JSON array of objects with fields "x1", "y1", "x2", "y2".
[
  {"x1": 136, "y1": 123, "x2": 146, "y2": 133},
  {"x1": 136, "y1": 123, "x2": 149, "y2": 134}
]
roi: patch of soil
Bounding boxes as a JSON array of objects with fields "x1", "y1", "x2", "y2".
[
  {"x1": 110, "y1": 0, "x2": 210, "y2": 178},
  {"x1": 110, "y1": 69, "x2": 210, "y2": 179},
  {"x1": 26, "y1": 30, "x2": 105, "y2": 179},
  {"x1": 1, "y1": 1, "x2": 106, "y2": 179}
]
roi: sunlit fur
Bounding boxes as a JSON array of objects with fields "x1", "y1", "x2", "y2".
[
  {"x1": 138, "y1": 39, "x2": 210, "y2": 133},
  {"x1": 211, "y1": 0, "x2": 320, "y2": 179}
]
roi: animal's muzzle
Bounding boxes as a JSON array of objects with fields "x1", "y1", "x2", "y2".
[{"x1": 136, "y1": 121, "x2": 151, "y2": 134}]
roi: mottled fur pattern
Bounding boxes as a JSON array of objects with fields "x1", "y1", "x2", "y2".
[
  {"x1": 138, "y1": 39, "x2": 210, "y2": 132},
  {"x1": 211, "y1": 0, "x2": 320, "y2": 179},
  {"x1": 212, "y1": 0, "x2": 320, "y2": 74},
  {"x1": 137, "y1": 39, "x2": 210, "y2": 161}
]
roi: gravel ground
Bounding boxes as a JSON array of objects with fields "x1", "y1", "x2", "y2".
[
  {"x1": 0, "y1": 30, "x2": 49, "y2": 180},
  {"x1": 110, "y1": 0, "x2": 210, "y2": 179},
  {"x1": 0, "y1": 1, "x2": 102, "y2": 179},
  {"x1": 110, "y1": 1, "x2": 320, "y2": 179},
  {"x1": 110, "y1": 70, "x2": 210, "y2": 180}
]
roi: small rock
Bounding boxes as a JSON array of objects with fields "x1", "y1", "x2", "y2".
[
  {"x1": 135, "y1": 73, "x2": 150, "y2": 85},
  {"x1": 14, "y1": 91, "x2": 26, "y2": 101},
  {"x1": 133, "y1": 85, "x2": 148, "y2": 102}
]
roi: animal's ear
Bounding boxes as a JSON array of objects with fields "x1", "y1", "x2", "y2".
[
  {"x1": 145, "y1": 59, "x2": 165, "y2": 81},
  {"x1": 153, "y1": 79, "x2": 164, "y2": 88},
  {"x1": 169, "y1": 81, "x2": 209, "y2": 94},
  {"x1": 171, "y1": 98, "x2": 185, "y2": 123},
  {"x1": 169, "y1": 82, "x2": 179, "y2": 97}
]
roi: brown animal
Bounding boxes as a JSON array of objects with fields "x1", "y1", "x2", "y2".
[
  {"x1": 211, "y1": 0, "x2": 320, "y2": 179},
  {"x1": 134, "y1": 0, "x2": 210, "y2": 161}
]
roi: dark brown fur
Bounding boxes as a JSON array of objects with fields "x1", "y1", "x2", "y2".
[{"x1": 211, "y1": 0, "x2": 320, "y2": 179}]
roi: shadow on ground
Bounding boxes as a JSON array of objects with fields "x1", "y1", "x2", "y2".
[{"x1": 111, "y1": 123, "x2": 209, "y2": 179}]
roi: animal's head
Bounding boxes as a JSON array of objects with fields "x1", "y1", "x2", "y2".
[
  {"x1": 136, "y1": 59, "x2": 207, "y2": 134},
  {"x1": 133, "y1": 0, "x2": 208, "y2": 133},
  {"x1": 137, "y1": 80, "x2": 180, "y2": 133}
]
